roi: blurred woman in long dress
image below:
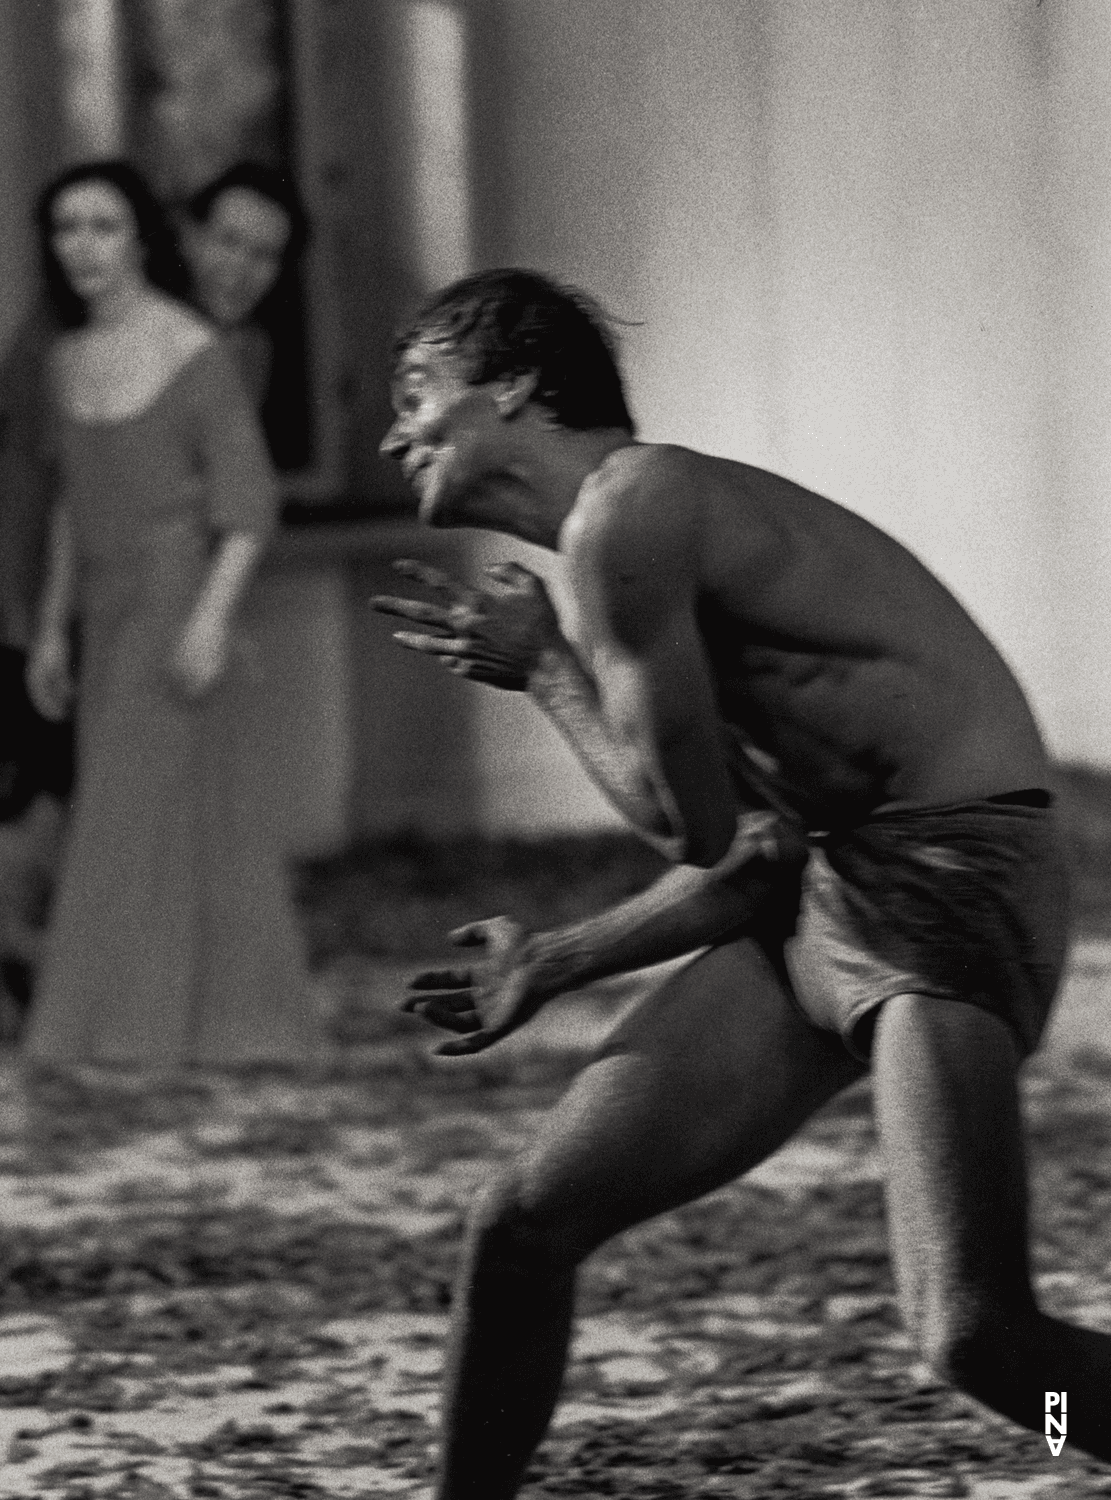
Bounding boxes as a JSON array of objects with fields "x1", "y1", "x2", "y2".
[{"x1": 24, "y1": 161, "x2": 314, "y2": 1069}]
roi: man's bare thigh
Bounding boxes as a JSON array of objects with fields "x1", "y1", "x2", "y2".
[{"x1": 505, "y1": 937, "x2": 864, "y2": 1261}]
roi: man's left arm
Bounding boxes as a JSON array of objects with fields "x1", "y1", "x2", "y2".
[{"x1": 404, "y1": 807, "x2": 806, "y2": 1054}]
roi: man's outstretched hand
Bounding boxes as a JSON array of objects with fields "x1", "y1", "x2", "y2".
[
  {"x1": 371, "y1": 559, "x2": 563, "y2": 690},
  {"x1": 403, "y1": 916, "x2": 548, "y2": 1056}
]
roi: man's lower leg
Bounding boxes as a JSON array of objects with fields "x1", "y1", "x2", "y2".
[
  {"x1": 874, "y1": 994, "x2": 1111, "y2": 1465},
  {"x1": 436, "y1": 1230, "x2": 576, "y2": 1500},
  {"x1": 934, "y1": 1305, "x2": 1111, "y2": 1461}
]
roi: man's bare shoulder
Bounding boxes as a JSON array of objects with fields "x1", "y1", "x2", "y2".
[
  {"x1": 562, "y1": 443, "x2": 712, "y2": 555},
  {"x1": 562, "y1": 442, "x2": 777, "y2": 585},
  {"x1": 580, "y1": 441, "x2": 711, "y2": 506},
  {"x1": 556, "y1": 446, "x2": 711, "y2": 640}
]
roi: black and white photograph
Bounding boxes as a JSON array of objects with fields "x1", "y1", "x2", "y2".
[{"x1": 1, "y1": 2, "x2": 1111, "y2": 1496}]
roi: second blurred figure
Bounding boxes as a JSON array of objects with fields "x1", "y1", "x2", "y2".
[{"x1": 183, "y1": 163, "x2": 312, "y2": 473}]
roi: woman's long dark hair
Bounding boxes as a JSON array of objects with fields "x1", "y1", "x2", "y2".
[
  {"x1": 187, "y1": 163, "x2": 313, "y2": 471},
  {"x1": 36, "y1": 160, "x2": 188, "y2": 329}
]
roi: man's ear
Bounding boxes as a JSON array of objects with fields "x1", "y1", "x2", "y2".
[{"x1": 492, "y1": 370, "x2": 538, "y2": 419}]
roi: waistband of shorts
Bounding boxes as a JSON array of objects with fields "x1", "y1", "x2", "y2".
[{"x1": 816, "y1": 787, "x2": 1055, "y2": 840}]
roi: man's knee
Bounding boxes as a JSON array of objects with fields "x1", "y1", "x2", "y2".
[{"x1": 466, "y1": 1175, "x2": 585, "y2": 1282}]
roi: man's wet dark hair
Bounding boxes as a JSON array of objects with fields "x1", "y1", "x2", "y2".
[
  {"x1": 397, "y1": 269, "x2": 636, "y2": 434},
  {"x1": 36, "y1": 160, "x2": 187, "y2": 329}
]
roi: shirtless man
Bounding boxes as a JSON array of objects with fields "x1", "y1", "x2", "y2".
[{"x1": 374, "y1": 268, "x2": 1110, "y2": 1497}]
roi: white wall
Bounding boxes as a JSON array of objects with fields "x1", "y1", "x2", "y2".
[
  {"x1": 464, "y1": 0, "x2": 1109, "y2": 830},
  {"x1": 1044, "y1": 0, "x2": 1111, "y2": 764}
]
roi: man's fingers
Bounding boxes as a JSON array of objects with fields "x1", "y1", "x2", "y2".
[
  {"x1": 402, "y1": 994, "x2": 482, "y2": 1031},
  {"x1": 392, "y1": 559, "x2": 479, "y2": 607},
  {"x1": 485, "y1": 561, "x2": 538, "y2": 588},
  {"x1": 401, "y1": 992, "x2": 471, "y2": 1014},
  {"x1": 449, "y1": 923, "x2": 493, "y2": 948},
  {"x1": 371, "y1": 595, "x2": 454, "y2": 629},
  {"x1": 435, "y1": 1029, "x2": 501, "y2": 1057},
  {"x1": 386, "y1": 631, "x2": 506, "y2": 677},
  {"x1": 392, "y1": 558, "x2": 455, "y2": 590},
  {"x1": 418, "y1": 1008, "x2": 483, "y2": 1034},
  {"x1": 408, "y1": 969, "x2": 474, "y2": 991},
  {"x1": 392, "y1": 630, "x2": 471, "y2": 656}
]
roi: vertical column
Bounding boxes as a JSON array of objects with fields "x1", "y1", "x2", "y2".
[
  {"x1": 462, "y1": 0, "x2": 632, "y2": 832},
  {"x1": 339, "y1": 0, "x2": 484, "y2": 834},
  {"x1": 56, "y1": 0, "x2": 124, "y2": 161},
  {"x1": 324, "y1": 0, "x2": 473, "y2": 502},
  {"x1": 398, "y1": 0, "x2": 473, "y2": 291}
]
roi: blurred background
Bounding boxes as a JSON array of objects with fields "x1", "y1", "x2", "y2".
[{"x1": 4, "y1": 0, "x2": 1111, "y2": 955}]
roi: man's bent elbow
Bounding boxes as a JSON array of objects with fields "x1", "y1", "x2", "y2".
[
  {"x1": 631, "y1": 820, "x2": 688, "y2": 866},
  {"x1": 625, "y1": 791, "x2": 734, "y2": 868},
  {"x1": 673, "y1": 825, "x2": 736, "y2": 870}
]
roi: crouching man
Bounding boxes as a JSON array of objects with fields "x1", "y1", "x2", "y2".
[{"x1": 374, "y1": 268, "x2": 1106, "y2": 1498}]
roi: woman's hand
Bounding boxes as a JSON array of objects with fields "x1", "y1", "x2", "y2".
[
  {"x1": 402, "y1": 916, "x2": 551, "y2": 1055},
  {"x1": 168, "y1": 610, "x2": 231, "y2": 700},
  {"x1": 372, "y1": 559, "x2": 564, "y2": 690},
  {"x1": 26, "y1": 631, "x2": 73, "y2": 722}
]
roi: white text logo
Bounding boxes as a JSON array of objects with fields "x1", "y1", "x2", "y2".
[{"x1": 1045, "y1": 1391, "x2": 1067, "y2": 1456}]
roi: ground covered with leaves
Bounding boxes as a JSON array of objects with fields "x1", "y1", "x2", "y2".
[
  {"x1": 0, "y1": 955, "x2": 1107, "y2": 1499},
  {"x1": 6, "y1": 762, "x2": 1111, "y2": 1499}
]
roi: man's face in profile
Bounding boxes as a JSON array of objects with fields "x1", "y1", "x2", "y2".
[{"x1": 381, "y1": 340, "x2": 504, "y2": 526}]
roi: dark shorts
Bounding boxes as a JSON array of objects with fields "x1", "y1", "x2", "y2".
[{"x1": 778, "y1": 793, "x2": 1070, "y2": 1062}]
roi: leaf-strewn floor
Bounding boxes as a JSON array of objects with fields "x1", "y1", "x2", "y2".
[{"x1": 0, "y1": 953, "x2": 1109, "y2": 1498}]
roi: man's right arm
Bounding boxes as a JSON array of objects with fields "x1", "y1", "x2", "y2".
[
  {"x1": 372, "y1": 554, "x2": 697, "y2": 856},
  {"x1": 539, "y1": 453, "x2": 758, "y2": 867},
  {"x1": 524, "y1": 626, "x2": 686, "y2": 854}
]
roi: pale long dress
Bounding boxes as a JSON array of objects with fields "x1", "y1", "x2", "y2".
[{"x1": 26, "y1": 339, "x2": 314, "y2": 1067}]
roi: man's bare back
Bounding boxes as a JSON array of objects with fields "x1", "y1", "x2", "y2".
[{"x1": 565, "y1": 442, "x2": 1047, "y2": 828}]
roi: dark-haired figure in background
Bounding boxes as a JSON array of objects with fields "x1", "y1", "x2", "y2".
[
  {"x1": 0, "y1": 639, "x2": 71, "y2": 1037},
  {"x1": 0, "y1": 309, "x2": 74, "y2": 1034},
  {"x1": 0, "y1": 308, "x2": 62, "y2": 654},
  {"x1": 183, "y1": 162, "x2": 312, "y2": 473},
  {"x1": 375, "y1": 268, "x2": 1111, "y2": 1494},
  {"x1": 23, "y1": 161, "x2": 313, "y2": 1068}
]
